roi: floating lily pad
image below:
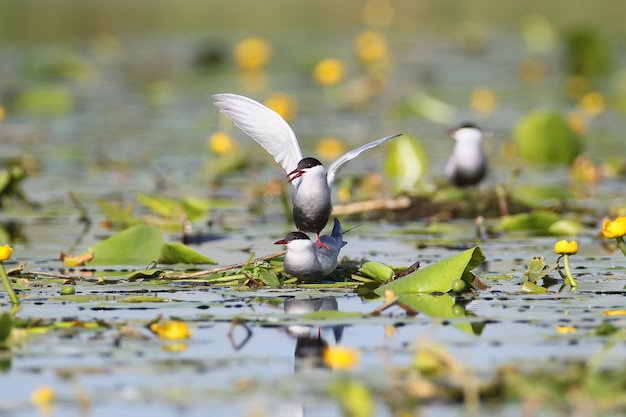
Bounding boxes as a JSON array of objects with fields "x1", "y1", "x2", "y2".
[
  {"x1": 376, "y1": 247, "x2": 485, "y2": 294},
  {"x1": 87, "y1": 224, "x2": 165, "y2": 265},
  {"x1": 160, "y1": 242, "x2": 217, "y2": 265}
]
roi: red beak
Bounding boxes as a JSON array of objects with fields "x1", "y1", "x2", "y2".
[
  {"x1": 274, "y1": 239, "x2": 288, "y2": 245},
  {"x1": 286, "y1": 168, "x2": 304, "y2": 182}
]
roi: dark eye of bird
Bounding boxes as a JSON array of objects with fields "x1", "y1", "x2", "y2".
[{"x1": 297, "y1": 157, "x2": 322, "y2": 169}]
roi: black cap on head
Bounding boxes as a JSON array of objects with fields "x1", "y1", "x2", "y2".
[
  {"x1": 456, "y1": 122, "x2": 480, "y2": 130},
  {"x1": 285, "y1": 231, "x2": 310, "y2": 242},
  {"x1": 297, "y1": 158, "x2": 322, "y2": 170}
]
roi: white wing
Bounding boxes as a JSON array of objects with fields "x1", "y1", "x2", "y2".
[
  {"x1": 326, "y1": 133, "x2": 402, "y2": 186},
  {"x1": 212, "y1": 93, "x2": 303, "y2": 175}
]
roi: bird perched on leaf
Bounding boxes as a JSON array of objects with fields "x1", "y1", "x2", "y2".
[{"x1": 274, "y1": 218, "x2": 346, "y2": 281}]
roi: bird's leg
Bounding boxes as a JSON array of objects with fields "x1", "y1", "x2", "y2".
[{"x1": 315, "y1": 234, "x2": 330, "y2": 250}]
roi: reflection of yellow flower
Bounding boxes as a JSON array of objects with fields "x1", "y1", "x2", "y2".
[
  {"x1": 316, "y1": 137, "x2": 346, "y2": 160},
  {"x1": 355, "y1": 30, "x2": 388, "y2": 64},
  {"x1": 603, "y1": 309, "x2": 626, "y2": 316},
  {"x1": 323, "y1": 345, "x2": 360, "y2": 370},
  {"x1": 151, "y1": 320, "x2": 192, "y2": 340},
  {"x1": 264, "y1": 93, "x2": 297, "y2": 122},
  {"x1": 602, "y1": 217, "x2": 626, "y2": 239},
  {"x1": 313, "y1": 58, "x2": 346, "y2": 87},
  {"x1": 554, "y1": 240, "x2": 578, "y2": 255},
  {"x1": 0, "y1": 245, "x2": 13, "y2": 261},
  {"x1": 470, "y1": 88, "x2": 497, "y2": 115},
  {"x1": 234, "y1": 37, "x2": 272, "y2": 71},
  {"x1": 208, "y1": 131, "x2": 239, "y2": 155}
]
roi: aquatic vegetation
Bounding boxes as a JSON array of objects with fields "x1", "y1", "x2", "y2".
[
  {"x1": 554, "y1": 239, "x2": 578, "y2": 288},
  {"x1": 514, "y1": 110, "x2": 583, "y2": 165},
  {"x1": 0, "y1": 245, "x2": 18, "y2": 305}
]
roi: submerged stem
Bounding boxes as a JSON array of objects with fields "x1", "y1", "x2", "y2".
[
  {"x1": 0, "y1": 263, "x2": 19, "y2": 305},
  {"x1": 616, "y1": 236, "x2": 626, "y2": 257},
  {"x1": 562, "y1": 255, "x2": 578, "y2": 288}
]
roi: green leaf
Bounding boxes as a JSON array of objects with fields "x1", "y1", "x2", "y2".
[
  {"x1": 493, "y1": 210, "x2": 562, "y2": 233},
  {"x1": 255, "y1": 269, "x2": 280, "y2": 287},
  {"x1": 96, "y1": 199, "x2": 141, "y2": 229},
  {"x1": 514, "y1": 110, "x2": 583, "y2": 165},
  {"x1": 521, "y1": 281, "x2": 549, "y2": 293},
  {"x1": 548, "y1": 219, "x2": 582, "y2": 236},
  {"x1": 180, "y1": 196, "x2": 211, "y2": 220},
  {"x1": 86, "y1": 224, "x2": 164, "y2": 265},
  {"x1": 397, "y1": 294, "x2": 479, "y2": 334},
  {"x1": 376, "y1": 247, "x2": 485, "y2": 294},
  {"x1": 136, "y1": 193, "x2": 184, "y2": 218},
  {"x1": 160, "y1": 242, "x2": 217, "y2": 265},
  {"x1": 126, "y1": 268, "x2": 168, "y2": 280},
  {"x1": 383, "y1": 134, "x2": 428, "y2": 193},
  {"x1": 358, "y1": 261, "x2": 394, "y2": 283}
]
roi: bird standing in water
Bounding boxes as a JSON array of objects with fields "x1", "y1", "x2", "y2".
[
  {"x1": 274, "y1": 218, "x2": 346, "y2": 281},
  {"x1": 213, "y1": 93, "x2": 401, "y2": 246},
  {"x1": 445, "y1": 122, "x2": 488, "y2": 187}
]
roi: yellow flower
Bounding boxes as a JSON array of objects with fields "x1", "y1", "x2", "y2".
[
  {"x1": 234, "y1": 37, "x2": 272, "y2": 71},
  {"x1": 313, "y1": 58, "x2": 346, "y2": 87},
  {"x1": 0, "y1": 245, "x2": 13, "y2": 261},
  {"x1": 31, "y1": 385, "x2": 55, "y2": 406},
  {"x1": 208, "y1": 131, "x2": 239, "y2": 155},
  {"x1": 355, "y1": 30, "x2": 389, "y2": 64},
  {"x1": 470, "y1": 88, "x2": 497, "y2": 115},
  {"x1": 556, "y1": 325, "x2": 577, "y2": 334},
  {"x1": 150, "y1": 320, "x2": 192, "y2": 340},
  {"x1": 579, "y1": 91, "x2": 606, "y2": 117},
  {"x1": 603, "y1": 309, "x2": 626, "y2": 316},
  {"x1": 0, "y1": 105, "x2": 6, "y2": 122},
  {"x1": 323, "y1": 345, "x2": 360, "y2": 371},
  {"x1": 316, "y1": 137, "x2": 346, "y2": 160},
  {"x1": 264, "y1": 93, "x2": 297, "y2": 122},
  {"x1": 554, "y1": 240, "x2": 578, "y2": 255},
  {"x1": 602, "y1": 217, "x2": 626, "y2": 239}
]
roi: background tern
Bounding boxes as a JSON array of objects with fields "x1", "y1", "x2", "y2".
[
  {"x1": 444, "y1": 122, "x2": 488, "y2": 187},
  {"x1": 213, "y1": 93, "x2": 401, "y2": 246}
]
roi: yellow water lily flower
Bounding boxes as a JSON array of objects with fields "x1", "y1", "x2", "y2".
[
  {"x1": 208, "y1": 131, "x2": 239, "y2": 156},
  {"x1": 0, "y1": 245, "x2": 13, "y2": 261},
  {"x1": 31, "y1": 385, "x2": 55, "y2": 406},
  {"x1": 355, "y1": 30, "x2": 388, "y2": 64},
  {"x1": 150, "y1": 320, "x2": 192, "y2": 340},
  {"x1": 323, "y1": 345, "x2": 360, "y2": 371},
  {"x1": 313, "y1": 58, "x2": 346, "y2": 87},
  {"x1": 316, "y1": 137, "x2": 346, "y2": 161},
  {"x1": 554, "y1": 240, "x2": 578, "y2": 255},
  {"x1": 602, "y1": 217, "x2": 626, "y2": 239},
  {"x1": 470, "y1": 88, "x2": 497, "y2": 115},
  {"x1": 234, "y1": 37, "x2": 272, "y2": 71},
  {"x1": 264, "y1": 93, "x2": 297, "y2": 122}
]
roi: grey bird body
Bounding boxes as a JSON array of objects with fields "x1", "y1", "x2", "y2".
[
  {"x1": 275, "y1": 218, "x2": 346, "y2": 281},
  {"x1": 445, "y1": 123, "x2": 488, "y2": 187},
  {"x1": 213, "y1": 93, "x2": 401, "y2": 240}
]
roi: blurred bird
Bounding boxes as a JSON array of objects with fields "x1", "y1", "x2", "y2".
[
  {"x1": 445, "y1": 122, "x2": 488, "y2": 187},
  {"x1": 274, "y1": 218, "x2": 346, "y2": 281},
  {"x1": 213, "y1": 93, "x2": 401, "y2": 246}
]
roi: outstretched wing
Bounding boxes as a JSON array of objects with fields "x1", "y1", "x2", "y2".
[
  {"x1": 213, "y1": 93, "x2": 303, "y2": 175},
  {"x1": 326, "y1": 133, "x2": 402, "y2": 187}
]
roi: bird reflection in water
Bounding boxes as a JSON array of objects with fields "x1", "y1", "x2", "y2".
[{"x1": 283, "y1": 297, "x2": 344, "y2": 370}]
